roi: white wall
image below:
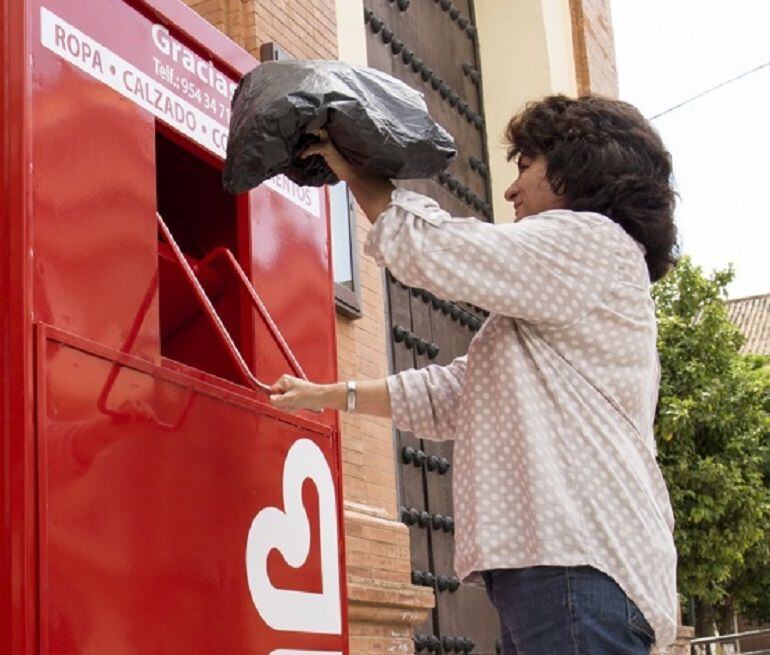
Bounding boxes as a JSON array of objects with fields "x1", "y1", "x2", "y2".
[{"x1": 475, "y1": 0, "x2": 577, "y2": 222}]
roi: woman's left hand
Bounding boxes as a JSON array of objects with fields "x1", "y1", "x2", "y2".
[{"x1": 269, "y1": 374, "x2": 338, "y2": 413}]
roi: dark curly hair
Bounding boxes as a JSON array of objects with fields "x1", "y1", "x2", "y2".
[{"x1": 505, "y1": 95, "x2": 678, "y2": 282}]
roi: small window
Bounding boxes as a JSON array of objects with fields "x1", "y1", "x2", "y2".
[{"x1": 330, "y1": 181, "x2": 363, "y2": 319}]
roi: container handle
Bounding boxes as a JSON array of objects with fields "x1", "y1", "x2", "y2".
[{"x1": 157, "y1": 211, "x2": 307, "y2": 394}]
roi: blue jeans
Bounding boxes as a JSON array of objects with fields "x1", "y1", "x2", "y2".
[{"x1": 482, "y1": 566, "x2": 655, "y2": 655}]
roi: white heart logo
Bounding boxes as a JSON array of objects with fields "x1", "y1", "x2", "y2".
[{"x1": 245, "y1": 438, "x2": 341, "y2": 634}]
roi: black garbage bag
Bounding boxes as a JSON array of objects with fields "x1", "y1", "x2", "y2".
[{"x1": 223, "y1": 59, "x2": 456, "y2": 194}]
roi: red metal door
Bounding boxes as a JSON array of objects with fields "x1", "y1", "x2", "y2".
[{"x1": 38, "y1": 325, "x2": 345, "y2": 654}]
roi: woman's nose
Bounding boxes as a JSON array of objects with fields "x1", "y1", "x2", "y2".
[{"x1": 504, "y1": 181, "x2": 517, "y2": 202}]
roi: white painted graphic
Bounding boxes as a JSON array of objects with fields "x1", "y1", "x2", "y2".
[
  {"x1": 39, "y1": 7, "x2": 322, "y2": 218},
  {"x1": 270, "y1": 650, "x2": 342, "y2": 655},
  {"x1": 246, "y1": 439, "x2": 341, "y2": 635},
  {"x1": 150, "y1": 23, "x2": 238, "y2": 102}
]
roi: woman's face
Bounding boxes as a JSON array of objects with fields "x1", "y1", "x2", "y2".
[{"x1": 504, "y1": 154, "x2": 567, "y2": 221}]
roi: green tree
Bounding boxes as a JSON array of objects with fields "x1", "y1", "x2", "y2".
[
  {"x1": 722, "y1": 359, "x2": 770, "y2": 626},
  {"x1": 652, "y1": 257, "x2": 770, "y2": 635}
]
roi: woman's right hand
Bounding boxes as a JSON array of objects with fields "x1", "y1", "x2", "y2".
[
  {"x1": 301, "y1": 128, "x2": 361, "y2": 185},
  {"x1": 301, "y1": 129, "x2": 395, "y2": 223}
]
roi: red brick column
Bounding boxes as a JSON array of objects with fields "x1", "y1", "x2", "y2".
[
  {"x1": 569, "y1": 0, "x2": 619, "y2": 97},
  {"x1": 183, "y1": 0, "x2": 337, "y2": 60}
]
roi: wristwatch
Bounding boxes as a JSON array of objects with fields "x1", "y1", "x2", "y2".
[{"x1": 346, "y1": 380, "x2": 357, "y2": 413}]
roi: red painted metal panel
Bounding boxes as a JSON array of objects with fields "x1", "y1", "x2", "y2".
[
  {"x1": 248, "y1": 183, "x2": 339, "y2": 428},
  {"x1": 38, "y1": 327, "x2": 347, "y2": 654},
  {"x1": 1, "y1": 1, "x2": 38, "y2": 654},
  {"x1": 3, "y1": 0, "x2": 347, "y2": 652},
  {"x1": 28, "y1": 0, "x2": 339, "y2": 407},
  {"x1": 30, "y1": 0, "x2": 161, "y2": 361}
]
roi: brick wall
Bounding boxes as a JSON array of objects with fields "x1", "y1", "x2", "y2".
[
  {"x1": 569, "y1": 0, "x2": 619, "y2": 96},
  {"x1": 183, "y1": 0, "x2": 337, "y2": 60},
  {"x1": 181, "y1": 2, "x2": 433, "y2": 652},
  {"x1": 332, "y1": 210, "x2": 433, "y2": 652}
]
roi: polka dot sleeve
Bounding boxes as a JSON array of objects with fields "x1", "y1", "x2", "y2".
[
  {"x1": 385, "y1": 355, "x2": 468, "y2": 441},
  {"x1": 364, "y1": 187, "x2": 622, "y2": 326}
]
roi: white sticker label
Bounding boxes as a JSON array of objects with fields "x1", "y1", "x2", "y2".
[
  {"x1": 40, "y1": 7, "x2": 322, "y2": 218},
  {"x1": 263, "y1": 175, "x2": 322, "y2": 220}
]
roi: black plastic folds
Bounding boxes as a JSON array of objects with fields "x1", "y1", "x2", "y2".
[{"x1": 223, "y1": 60, "x2": 456, "y2": 193}]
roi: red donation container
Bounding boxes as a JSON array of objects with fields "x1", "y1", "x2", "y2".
[{"x1": 1, "y1": 1, "x2": 349, "y2": 654}]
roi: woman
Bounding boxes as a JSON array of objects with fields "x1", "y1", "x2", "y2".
[{"x1": 269, "y1": 95, "x2": 679, "y2": 655}]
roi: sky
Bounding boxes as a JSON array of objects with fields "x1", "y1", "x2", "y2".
[{"x1": 609, "y1": 0, "x2": 770, "y2": 299}]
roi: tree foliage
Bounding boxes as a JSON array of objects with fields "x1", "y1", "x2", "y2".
[{"x1": 652, "y1": 257, "x2": 770, "y2": 630}]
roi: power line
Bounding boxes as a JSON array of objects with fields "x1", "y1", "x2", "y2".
[{"x1": 648, "y1": 60, "x2": 770, "y2": 120}]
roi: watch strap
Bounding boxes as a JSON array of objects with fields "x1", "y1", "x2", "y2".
[{"x1": 346, "y1": 380, "x2": 357, "y2": 413}]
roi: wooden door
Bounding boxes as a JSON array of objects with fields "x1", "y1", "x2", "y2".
[{"x1": 364, "y1": 2, "x2": 501, "y2": 653}]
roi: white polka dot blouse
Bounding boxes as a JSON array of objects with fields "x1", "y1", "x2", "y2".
[{"x1": 364, "y1": 188, "x2": 679, "y2": 649}]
